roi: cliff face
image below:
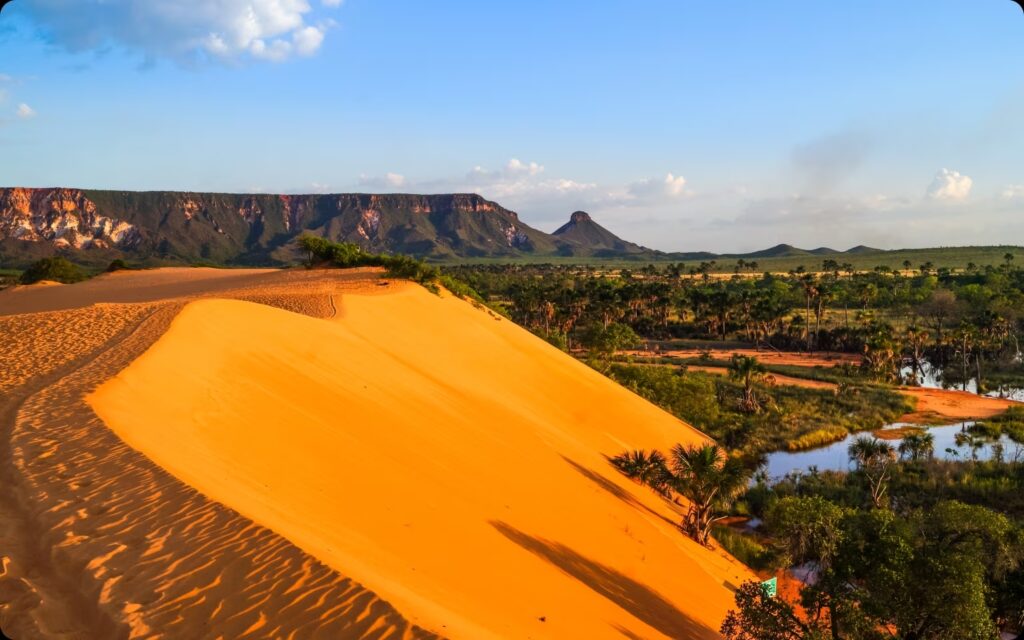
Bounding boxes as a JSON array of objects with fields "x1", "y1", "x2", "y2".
[
  {"x1": 0, "y1": 188, "x2": 141, "y2": 251},
  {"x1": 0, "y1": 189, "x2": 560, "y2": 267}
]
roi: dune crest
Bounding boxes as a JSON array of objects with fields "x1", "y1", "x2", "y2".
[{"x1": 90, "y1": 284, "x2": 752, "y2": 639}]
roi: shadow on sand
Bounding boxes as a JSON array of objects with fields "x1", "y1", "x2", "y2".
[
  {"x1": 491, "y1": 521, "x2": 714, "y2": 640},
  {"x1": 561, "y1": 455, "x2": 679, "y2": 528}
]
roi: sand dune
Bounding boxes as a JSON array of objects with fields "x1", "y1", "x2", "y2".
[
  {"x1": 89, "y1": 282, "x2": 751, "y2": 638},
  {"x1": 0, "y1": 268, "x2": 751, "y2": 639}
]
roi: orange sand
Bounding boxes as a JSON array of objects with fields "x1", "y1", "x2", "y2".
[
  {"x1": 90, "y1": 286, "x2": 753, "y2": 639},
  {"x1": 899, "y1": 387, "x2": 1019, "y2": 423},
  {"x1": 0, "y1": 269, "x2": 443, "y2": 638}
]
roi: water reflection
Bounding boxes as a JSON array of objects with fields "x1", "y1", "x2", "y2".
[
  {"x1": 763, "y1": 422, "x2": 1024, "y2": 480},
  {"x1": 900, "y1": 360, "x2": 1024, "y2": 402}
]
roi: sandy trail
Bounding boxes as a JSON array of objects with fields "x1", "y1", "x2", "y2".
[
  {"x1": 0, "y1": 269, "x2": 436, "y2": 639},
  {"x1": 683, "y1": 365, "x2": 836, "y2": 390}
]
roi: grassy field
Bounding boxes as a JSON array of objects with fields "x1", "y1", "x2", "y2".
[
  {"x1": 709, "y1": 245, "x2": 1024, "y2": 274},
  {"x1": 433, "y1": 245, "x2": 1024, "y2": 272}
]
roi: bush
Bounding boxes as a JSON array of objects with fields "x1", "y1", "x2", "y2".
[
  {"x1": 787, "y1": 427, "x2": 848, "y2": 452},
  {"x1": 295, "y1": 234, "x2": 483, "y2": 300},
  {"x1": 106, "y1": 259, "x2": 131, "y2": 272},
  {"x1": 19, "y1": 257, "x2": 86, "y2": 285},
  {"x1": 712, "y1": 526, "x2": 777, "y2": 571},
  {"x1": 579, "y1": 322, "x2": 642, "y2": 357}
]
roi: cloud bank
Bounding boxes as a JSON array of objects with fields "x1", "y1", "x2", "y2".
[{"x1": 354, "y1": 162, "x2": 1022, "y2": 252}]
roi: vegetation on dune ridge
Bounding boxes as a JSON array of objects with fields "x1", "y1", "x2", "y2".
[
  {"x1": 297, "y1": 235, "x2": 483, "y2": 301},
  {"x1": 18, "y1": 256, "x2": 87, "y2": 285}
]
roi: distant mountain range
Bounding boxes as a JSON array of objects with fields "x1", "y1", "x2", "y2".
[
  {"x1": 0, "y1": 186, "x2": 882, "y2": 268},
  {"x1": 671, "y1": 243, "x2": 882, "y2": 261}
]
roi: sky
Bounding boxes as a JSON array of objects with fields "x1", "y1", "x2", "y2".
[{"x1": 1, "y1": 0, "x2": 1023, "y2": 253}]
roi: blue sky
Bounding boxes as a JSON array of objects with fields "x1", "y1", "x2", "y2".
[{"x1": 1, "y1": 0, "x2": 1023, "y2": 252}]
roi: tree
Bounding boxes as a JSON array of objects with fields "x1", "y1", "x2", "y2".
[
  {"x1": 847, "y1": 436, "x2": 896, "y2": 508},
  {"x1": 669, "y1": 443, "x2": 750, "y2": 545},
  {"x1": 609, "y1": 449, "x2": 669, "y2": 494},
  {"x1": 579, "y1": 322, "x2": 641, "y2": 357},
  {"x1": 897, "y1": 432, "x2": 934, "y2": 462},
  {"x1": 613, "y1": 443, "x2": 749, "y2": 546},
  {"x1": 767, "y1": 496, "x2": 846, "y2": 570},
  {"x1": 19, "y1": 257, "x2": 86, "y2": 285},
  {"x1": 729, "y1": 354, "x2": 768, "y2": 413},
  {"x1": 721, "y1": 582, "x2": 823, "y2": 640}
]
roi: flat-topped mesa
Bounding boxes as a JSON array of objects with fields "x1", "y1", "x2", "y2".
[{"x1": 0, "y1": 188, "x2": 551, "y2": 266}]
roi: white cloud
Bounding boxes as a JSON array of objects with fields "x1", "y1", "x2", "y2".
[
  {"x1": 359, "y1": 172, "x2": 408, "y2": 190},
  {"x1": 292, "y1": 25, "x2": 326, "y2": 56},
  {"x1": 16, "y1": 103, "x2": 36, "y2": 119},
  {"x1": 626, "y1": 173, "x2": 691, "y2": 202},
  {"x1": 926, "y1": 168, "x2": 973, "y2": 201},
  {"x1": 354, "y1": 161, "x2": 703, "y2": 230},
  {"x1": 1001, "y1": 185, "x2": 1024, "y2": 200},
  {"x1": 505, "y1": 158, "x2": 544, "y2": 176},
  {"x1": 22, "y1": 0, "x2": 342, "y2": 64}
]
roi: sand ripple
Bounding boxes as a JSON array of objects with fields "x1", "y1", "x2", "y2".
[{"x1": 0, "y1": 269, "x2": 437, "y2": 639}]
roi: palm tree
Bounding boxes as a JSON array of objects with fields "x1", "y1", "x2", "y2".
[
  {"x1": 610, "y1": 449, "x2": 670, "y2": 495},
  {"x1": 669, "y1": 444, "x2": 750, "y2": 546},
  {"x1": 848, "y1": 436, "x2": 897, "y2": 508},
  {"x1": 611, "y1": 443, "x2": 749, "y2": 546},
  {"x1": 729, "y1": 354, "x2": 767, "y2": 413},
  {"x1": 898, "y1": 432, "x2": 934, "y2": 462}
]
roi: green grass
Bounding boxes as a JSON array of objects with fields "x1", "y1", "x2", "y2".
[
  {"x1": 711, "y1": 526, "x2": 777, "y2": 571},
  {"x1": 431, "y1": 245, "x2": 1024, "y2": 273},
  {"x1": 603, "y1": 363, "x2": 912, "y2": 457},
  {"x1": 787, "y1": 427, "x2": 849, "y2": 451}
]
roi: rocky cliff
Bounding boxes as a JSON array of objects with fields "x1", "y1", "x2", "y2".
[{"x1": 0, "y1": 189, "x2": 571, "y2": 267}]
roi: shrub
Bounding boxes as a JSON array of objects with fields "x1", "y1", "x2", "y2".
[
  {"x1": 711, "y1": 526, "x2": 777, "y2": 571},
  {"x1": 295, "y1": 234, "x2": 484, "y2": 300},
  {"x1": 19, "y1": 257, "x2": 86, "y2": 285},
  {"x1": 106, "y1": 259, "x2": 130, "y2": 272},
  {"x1": 787, "y1": 427, "x2": 848, "y2": 452}
]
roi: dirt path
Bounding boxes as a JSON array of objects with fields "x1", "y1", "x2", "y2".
[
  {"x1": 684, "y1": 365, "x2": 836, "y2": 390},
  {"x1": 0, "y1": 272, "x2": 438, "y2": 639},
  {"x1": 625, "y1": 347, "x2": 860, "y2": 368}
]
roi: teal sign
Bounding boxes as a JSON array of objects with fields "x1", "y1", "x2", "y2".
[{"x1": 760, "y1": 577, "x2": 778, "y2": 598}]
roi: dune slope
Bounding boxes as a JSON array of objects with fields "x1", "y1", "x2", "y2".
[{"x1": 90, "y1": 286, "x2": 752, "y2": 639}]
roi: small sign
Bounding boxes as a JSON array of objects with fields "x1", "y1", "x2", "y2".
[{"x1": 760, "y1": 577, "x2": 778, "y2": 599}]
